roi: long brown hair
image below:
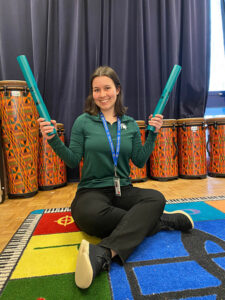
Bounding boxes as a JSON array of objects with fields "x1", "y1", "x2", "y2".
[{"x1": 84, "y1": 66, "x2": 127, "y2": 117}]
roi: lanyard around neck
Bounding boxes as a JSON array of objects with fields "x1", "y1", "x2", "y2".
[{"x1": 100, "y1": 112, "x2": 121, "y2": 168}]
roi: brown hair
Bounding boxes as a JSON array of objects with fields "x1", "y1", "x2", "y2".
[{"x1": 84, "y1": 66, "x2": 127, "y2": 117}]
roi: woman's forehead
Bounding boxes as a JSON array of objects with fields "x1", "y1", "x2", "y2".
[{"x1": 92, "y1": 76, "x2": 114, "y2": 87}]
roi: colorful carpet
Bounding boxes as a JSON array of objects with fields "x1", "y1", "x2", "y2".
[{"x1": 1, "y1": 197, "x2": 225, "y2": 300}]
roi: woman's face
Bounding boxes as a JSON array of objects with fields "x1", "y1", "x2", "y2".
[{"x1": 92, "y1": 76, "x2": 120, "y2": 114}]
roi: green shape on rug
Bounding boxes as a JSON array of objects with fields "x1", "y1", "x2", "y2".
[{"x1": 0, "y1": 272, "x2": 112, "y2": 300}]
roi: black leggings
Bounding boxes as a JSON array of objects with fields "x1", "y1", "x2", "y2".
[{"x1": 71, "y1": 185, "x2": 166, "y2": 263}]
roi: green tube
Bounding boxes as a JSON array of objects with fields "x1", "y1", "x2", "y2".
[
  {"x1": 17, "y1": 55, "x2": 56, "y2": 135},
  {"x1": 148, "y1": 64, "x2": 182, "y2": 131}
]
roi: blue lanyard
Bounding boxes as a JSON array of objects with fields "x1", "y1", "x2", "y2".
[{"x1": 100, "y1": 112, "x2": 121, "y2": 170}]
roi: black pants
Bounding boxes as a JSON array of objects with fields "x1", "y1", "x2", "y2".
[{"x1": 71, "y1": 185, "x2": 166, "y2": 263}]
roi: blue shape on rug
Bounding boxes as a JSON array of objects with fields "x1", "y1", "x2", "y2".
[
  {"x1": 133, "y1": 261, "x2": 221, "y2": 294},
  {"x1": 195, "y1": 219, "x2": 225, "y2": 240},
  {"x1": 205, "y1": 240, "x2": 225, "y2": 254},
  {"x1": 127, "y1": 231, "x2": 188, "y2": 262},
  {"x1": 110, "y1": 262, "x2": 133, "y2": 300},
  {"x1": 213, "y1": 257, "x2": 225, "y2": 271},
  {"x1": 109, "y1": 218, "x2": 225, "y2": 300}
]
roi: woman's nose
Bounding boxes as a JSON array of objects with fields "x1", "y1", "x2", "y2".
[{"x1": 99, "y1": 89, "x2": 106, "y2": 97}]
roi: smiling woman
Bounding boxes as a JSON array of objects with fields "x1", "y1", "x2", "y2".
[
  {"x1": 84, "y1": 66, "x2": 127, "y2": 119},
  {"x1": 92, "y1": 76, "x2": 119, "y2": 123},
  {"x1": 37, "y1": 65, "x2": 193, "y2": 290}
]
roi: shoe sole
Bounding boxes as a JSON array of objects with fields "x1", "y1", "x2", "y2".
[
  {"x1": 164, "y1": 210, "x2": 194, "y2": 229},
  {"x1": 75, "y1": 239, "x2": 93, "y2": 289}
]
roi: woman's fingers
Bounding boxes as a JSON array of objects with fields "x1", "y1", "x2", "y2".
[
  {"x1": 37, "y1": 118, "x2": 56, "y2": 139},
  {"x1": 148, "y1": 114, "x2": 164, "y2": 133}
]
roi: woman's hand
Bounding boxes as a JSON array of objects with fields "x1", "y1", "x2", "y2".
[
  {"x1": 148, "y1": 114, "x2": 163, "y2": 133},
  {"x1": 37, "y1": 118, "x2": 57, "y2": 140}
]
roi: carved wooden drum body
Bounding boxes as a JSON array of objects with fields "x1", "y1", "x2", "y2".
[
  {"x1": 177, "y1": 118, "x2": 207, "y2": 179},
  {"x1": 129, "y1": 120, "x2": 148, "y2": 182},
  {"x1": 0, "y1": 80, "x2": 39, "y2": 198},
  {"x1": 38, "y1": 123, "x2": 67, "y2": 190},
  {"x1": 150, "y1": 119, "x2": 178, "y2": 181},
  {"x1": 206, "y1": 117, "x2": 225, "y2": 177}
]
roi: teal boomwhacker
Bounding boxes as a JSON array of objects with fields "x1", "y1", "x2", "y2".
[
  {"x1": 17, "y1": 55, "x2": 56, "y2": 135},
  {"x1": 148, "y1": 64, "x2": 182, "y2": 131}
]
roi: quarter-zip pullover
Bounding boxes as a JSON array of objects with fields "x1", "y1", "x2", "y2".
[{"x1": 48, "y1": 113, "x2": 157, "y2": 190}]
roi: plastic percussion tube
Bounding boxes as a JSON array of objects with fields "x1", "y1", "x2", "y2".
[
  {"x1": 17, "y1": 55, "x2": 56, "y2": 135},
  {"x1": 148, "y1": 64, "x2": 182, "y2": 131}
]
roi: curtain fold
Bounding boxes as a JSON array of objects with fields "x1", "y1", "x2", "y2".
[{"x1": 0, "y1": 0, "x2": 211, "y2": 181}]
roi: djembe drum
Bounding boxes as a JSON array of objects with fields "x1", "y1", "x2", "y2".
[
  {"x1": 0, "y1": 80, "x2": 39, "y2": 198},
  {"x1": 38, "y1": 123, "x2": 67, "y2": 190},
  {"x1": 177, "y1": 118, "x2": 207, "y2": 178},
  {"x1": 206, "y1": 117, "x2": 225, "y2": 177},
  {"x1": 0, "y1": 135, "x2": 6, "y2": 203},
  {"x1": 129, "y1": 120, "x2": 148, "y2": 182},
  {"x1": 150, "y1": 119, "x2": 178, "y2": 181}
]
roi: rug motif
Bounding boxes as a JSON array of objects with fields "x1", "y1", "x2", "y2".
[{"x1": 1, "y1": 199, "x2": 225, "y2": 299}]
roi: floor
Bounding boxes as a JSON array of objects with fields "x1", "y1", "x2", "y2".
[{"x1": 0, "y1": 176, "x2": 224, "y2": 253}]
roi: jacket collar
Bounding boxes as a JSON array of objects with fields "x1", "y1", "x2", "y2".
[{"x1": 89, "y1": 113, "x2": 132, "y2": 123}]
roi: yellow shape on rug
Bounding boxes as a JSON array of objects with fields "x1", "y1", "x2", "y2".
[{"x1": 11, "y1": 231, "x2": 100, "y2": 279}]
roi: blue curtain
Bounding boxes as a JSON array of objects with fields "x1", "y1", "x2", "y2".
[{"x1": 0, "y1": 0, "x2": 211, "y2": 181}]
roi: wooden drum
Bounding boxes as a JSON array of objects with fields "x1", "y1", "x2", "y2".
[
  {"x1": 0, "y1": 80, "x2": 39, "y2": 198},
  {"x1": 150, "y1": 119, "x2": 178, "y2": 181},
  {"x1": 206, "y1": 117, "x2": 225, "y2": 177},
  {"x1": 38, "y1": 123, "x2": 67, "y2": 190},
  {"x1": 177, "y1": 118, "x2": 207, "y2": 179},
  {"x1": 129, "y1": 120, "x2": 148, "y2": 182},
  {"x1": 0, "y1": 135, "x2": 6, "y2": 203}
]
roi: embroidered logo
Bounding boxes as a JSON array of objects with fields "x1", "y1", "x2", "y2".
[{"x1": 121, "y1": 123, "x2": 127, "y2": 130}]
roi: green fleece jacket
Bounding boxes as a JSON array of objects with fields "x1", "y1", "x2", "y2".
[{"x1": 48, "y1": 113, "x2": 157, "y2": 190}]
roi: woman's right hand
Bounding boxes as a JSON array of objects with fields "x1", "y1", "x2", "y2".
[{"x1": 37, "y1": 118, "x2": 57, "y2": 140}]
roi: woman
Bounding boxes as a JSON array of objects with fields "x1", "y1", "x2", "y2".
[{"x1": 38, "y1": 66, "x2": 194, "y2": 289}]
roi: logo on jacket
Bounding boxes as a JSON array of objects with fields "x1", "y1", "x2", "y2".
[{"x1": 121, "y1": 123, "x2": 127, "y2": 130}]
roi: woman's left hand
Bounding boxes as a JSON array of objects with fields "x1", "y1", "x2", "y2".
[{"x1": 148, "y1": 114, "x2": 164, "y2": 133}]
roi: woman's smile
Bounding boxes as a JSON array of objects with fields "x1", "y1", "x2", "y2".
[{"x1": 92, "y1": 76, "x2": 120, "y2": 113}]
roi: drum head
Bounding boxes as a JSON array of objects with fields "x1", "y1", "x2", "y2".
[
  {"x1": 57, "y1": 123, "x2": 64, "y2": 131},
  {"x1": 0, "y1": 80, "x2": 28, "y2": 90},
  {"x1": 136, "y1": 120, "x2": 146, "y2": 128},
  {"x1": 162, "y1": 119, "x2": 177, "y2": 127},
  {"x1": 177, "y1": 117, "x2": 205, "y2": 126}
]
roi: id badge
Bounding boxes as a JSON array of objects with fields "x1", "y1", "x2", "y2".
[{"x1": 114, "y1": 176, "x2": 121, "y2": 197}]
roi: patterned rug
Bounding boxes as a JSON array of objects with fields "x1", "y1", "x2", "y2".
[{"x1": 1, "y1": 196, "x2": 225, "y2": 300}]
